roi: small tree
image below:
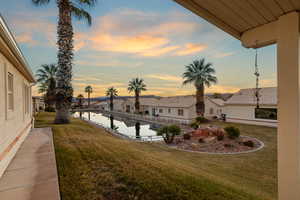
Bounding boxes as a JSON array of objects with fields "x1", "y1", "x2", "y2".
[
  {"x1": 157, "y1": 125, "x2": 181, "y2": 144},
  {"x1": 77, "y1": 94, "x2": 84, "y2": 108},
  {"x1": 85, "y1": 85, "x2": 93, "y2": 107},
  {"x1": 106, "y1": 87, "x2": 118, "y2": 111}
]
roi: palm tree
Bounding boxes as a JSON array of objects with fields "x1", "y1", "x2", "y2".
[
  {"x1": 77, "y1": 94, "x2": 84, "y2": 108},
  {"x1": 36, "y1": 64, "x2": 58, "y2": 110},
  {"x1": 85, "y1": 85, "x2": 93, "y2": 107},
  {"x1": 183, "y1": 58, "x2": 217, "y2": 116},
  {"x1": 128, "y1": 78, "x2": 147, "y2": 113},
  {"x1": 32, "y1": 0, "x2": 97, "y2": 124},
  {"x1": 106, "y1": 87, "x2": 118, "y2": 111}
]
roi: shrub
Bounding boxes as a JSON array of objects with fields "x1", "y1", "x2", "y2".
[
  {"x1": 217, "y1": 135, "x2": 224, "y2": 141},
  {"x1": 224, "y1": 126, "x2": 240, "y2": 139},
  {"x1": 189, "y1": 121, "x2": 199, "y2": 130},
  {"x1": 195, "y1": 116, "x2": 209, "y2": 123},
  {"x1": 45, "y1": 106, "x2": 55, "y2": 112},
  {"x1": 224, "y1": 143, "x2": 234, "y2": 148},
  {"x1": 243, "y1": 140, "x2": 255, "y2": 147},
  {"x1": 157, "y1": 125, "x2": 181, "y2": 144},
  {"x1": 183, "y1": 133, "x2": 191, "y2": 140}
]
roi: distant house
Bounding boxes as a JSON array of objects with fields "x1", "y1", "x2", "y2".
[
  {"x1": 224, "y1": 87, "x2": 277, "y2": 127},
  {"x1": 122, "y1": 96, "x2": 224, "y2": 124},
  {"x1": 32, "y1": 96, "x2": 45, "y2": 114},
  {"x1": 94, "y1": 99, "x2": 126, "y2": 112},
  {"x1": 205, "y1": 97, "x2": 225, "y2": 118},
  {"x1": 0, "y1": 16, "x2": 35, "y2": 177}
]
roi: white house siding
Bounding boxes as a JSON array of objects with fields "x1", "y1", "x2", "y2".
[
  {"x1": 224, "y1": 104, "x2": 277, "y2": 127},
  {"x1": 0, "y1": 53, "x2": 33, "y2": 177},
  {"x1": 204, "y1": 98, "x2": 224, "y2": 118},
  {"x1": 0, "y1": 16, "x2": 35, "y2": 178}
]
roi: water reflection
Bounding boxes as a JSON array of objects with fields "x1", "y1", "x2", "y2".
[
  {"x1": 135, "y1": 122, "x2": 140, "y2": 139},
  {"x1": 75, "y1": 112, "x2": 163, "y2": 141}
]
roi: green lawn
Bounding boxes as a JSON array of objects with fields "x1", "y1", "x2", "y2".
[{"x1": 35, "y1": 112, "x2": 277, "y2": 200}]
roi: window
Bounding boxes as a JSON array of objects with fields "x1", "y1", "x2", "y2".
[
  {"x1": 159, "y1": 108, "x2": 163, "y2": 113},
  {"x1": 168, "y1": 108, "x2": 171, "y2": 113},
  {"x1": 255, "y1": 108, "x2": 277, "y2": 120},
  {"x1": 24, "y1": 84, "x2": 30, "y2": 114},
  {"x1": 7, "y1": 72, "x2": 14, "y2": 110},
  {"x1": 209, "y1": 108, "x2": 214, "y2": 115},
  {"x1": 178, "y1": 109, "x2": 184, "y2": 116}
]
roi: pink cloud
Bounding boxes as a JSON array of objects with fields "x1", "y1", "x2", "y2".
[{"x1": 175, "y1": 43, "x2": 208, "y2": 56}]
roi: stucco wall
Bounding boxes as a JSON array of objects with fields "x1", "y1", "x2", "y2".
[
  {"x1": 204, "y1": 100, "x2": 223, "y2": 118},
  {"x1": 224, "y1": 104, "x2": 277, "y2": 127},
  {"x1": 0, "y1": 52, "x2": 32, "y2": 177}
]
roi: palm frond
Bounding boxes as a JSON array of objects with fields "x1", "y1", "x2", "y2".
[
  {"x1": 75, "y1": 0, "x2": 97, "y2": 7},
  {"x1": 32, "y1": 0, "x2": 51, "y2": 6},
  {"x1": 182, "y1": 58, "x2": 217, "y2": 88},
  {"x1": 70, "y1": 4, "x2": 92, "y2": 25}
]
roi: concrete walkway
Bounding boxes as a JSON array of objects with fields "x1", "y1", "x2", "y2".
[{"x1": 0, "y1": 128, "x2": 60, "y2": 200}]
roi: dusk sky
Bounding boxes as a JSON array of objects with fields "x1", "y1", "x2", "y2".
[{"x1": 0, "y1": 0, "x2": 277, "y2": 97}]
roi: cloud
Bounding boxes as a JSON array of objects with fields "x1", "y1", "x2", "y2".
[
  {"x1": 146, "y1": 74, "x2": 182, "y2": 82},
  {"x1": 260, "y1": 79, "x2": 277, "y2": 87},
  {"x1": 15, "y1": 33, "x2": 38, "y2": 46},
  {"x1": 205, "y1": 85, "x2": 240, "y2": 93},
  {"x1": 213, "y1": 52, "x2": 235, "y2": 58},
  {"x1": 73, "y1": 82, "x2": 126, "y2": 97},
  {"x1": 141, "y1": 45, "x2": 180, "y2": 57},
  {"x1": 74, "y1": 8, "x2": 206, "y2": 57},
  {"x1": 175, "y1": 43, "x2": 207, "y2": 56},
  {"x1": 74, "y1": 60, "x2": 143, "y2": 68},
  {"x1": 9, "y1": 13, "x2": 56, "y2": 47}
]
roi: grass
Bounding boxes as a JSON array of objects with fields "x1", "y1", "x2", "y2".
[{"x1": 35, "y1": 112, "x2": 277, "y2": 200}]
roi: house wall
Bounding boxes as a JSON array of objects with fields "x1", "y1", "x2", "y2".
[
  {"x1": 204, "y1": 99, "x2": 223, "y2": 118},
  {"x1": 224, "y1": 104, "x2": 277, "y2": 127},
  {"x1": 0, "y1": 52, "x2": 33, "y2": 177}
]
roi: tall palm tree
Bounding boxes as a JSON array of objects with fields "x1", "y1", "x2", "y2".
[
  {"x1": 106, "y1": 87, "x2": 118, "y2": 111},
  {"x1": 128, "y1": 78, "x2": 147, "y2": 113},
  {"x1": 85, "y1": 85, "x2": 93, "y2": 107},
  {"x1": 32, "y1": 0, "x2": 97, "y2": 124},
  {"x1": 77, "y1": 94, "x2": 84, "y2": 108},
  {"x1": 36, "y1": 64, "x2": 58, "y2": 110},
  {"x1": 183, "y1": 58, "x2": 217, "y2": 116}
]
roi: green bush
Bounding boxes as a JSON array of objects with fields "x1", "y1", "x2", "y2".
[
  {"x1": 157, "y1": 125, "x2": 181, "y2": 144},
  {"x1": 190, "y1": 121, "x2": 199, "y2": 130},
  {"x1": 243, "y1": 140, "x2": 255, "y2": 147},
  {"x1": 45, "y1": 106, "x2": 55, "y2": 112},
  {"x1": 224, "y1": 126, "x2": 240, "y2": 139},
  {"x1": 195, "y1": 116, "x2": 209, "y2": 123}
]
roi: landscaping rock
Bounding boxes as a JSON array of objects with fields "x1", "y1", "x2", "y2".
[{"x1": 203, "y1": 136, "x2": 216, "y2": 143}]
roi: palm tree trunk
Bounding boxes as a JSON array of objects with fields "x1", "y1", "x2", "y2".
[
  {"x1": 196, "y1": 84, "x2": 205, "y2": 116},
  {"x1": 88, "y1": 92, "x2": 90, "y2": 107},
  {"x1": 110, "y1": 95, "x2": 113, "y2": 111},
  {"x1": 54, "y1": 0, "x2": 74, "y2": 124},
  {"x1": 135, "y1": 91, "x2": 140, "y2": 113}
]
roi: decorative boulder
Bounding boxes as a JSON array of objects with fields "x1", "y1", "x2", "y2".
[
  {"x1": 203, "y1": 136, "x2": 216, "y2": 143},
  {"x1": 190, "y1": 143, "x2": 198, "y2": 150}
]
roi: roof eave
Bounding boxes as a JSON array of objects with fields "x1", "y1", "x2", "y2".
[{"x1": 0, "y1": 15, "x2": 35, "y2": 83}]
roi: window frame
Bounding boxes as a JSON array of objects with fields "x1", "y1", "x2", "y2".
[
  {"x1": 7, "y1": 72, "x2": 14, "y2": 111},
  {"x1": 178, "y1": 109, "x2": 184, "y2": 116}
]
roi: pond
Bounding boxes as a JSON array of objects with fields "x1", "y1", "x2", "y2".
[{"x1": 74, "y1": 112, "x2": 163, "y2": 141}]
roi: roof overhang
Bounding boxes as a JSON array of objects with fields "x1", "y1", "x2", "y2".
[
  {"x1": 174, "y1": 0, "x2": 300, "y2": 48},
  {"x1": 0, "y1": 15, "x2": 35, "y2": 83}
]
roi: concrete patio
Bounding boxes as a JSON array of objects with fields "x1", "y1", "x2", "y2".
[{"x1": 0, "y1": 128, "x2": 60, "y2": 200}]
